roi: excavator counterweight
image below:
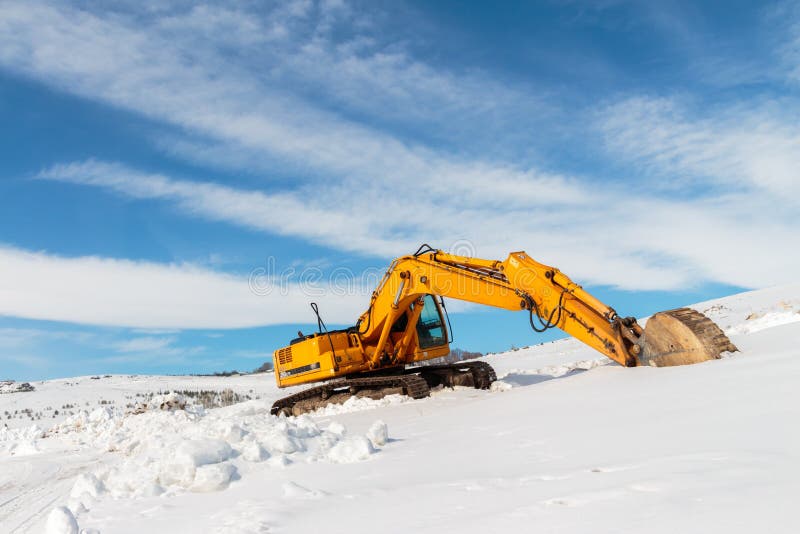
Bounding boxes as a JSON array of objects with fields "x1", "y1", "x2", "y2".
[{"x1": 270, "y1": 247, "x2": 737, "y2": 416}]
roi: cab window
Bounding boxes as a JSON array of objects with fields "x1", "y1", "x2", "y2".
[{"x1": 415, "y1": 295, "x2": 447, "y2": 348}]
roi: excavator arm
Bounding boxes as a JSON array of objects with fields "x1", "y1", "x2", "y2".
[
  {"x1": 357, "y1": 248, "x2": 642, "y2": 368},
  {"x1": 357, "y1": 246, "x2": 735, "y2": 369}
]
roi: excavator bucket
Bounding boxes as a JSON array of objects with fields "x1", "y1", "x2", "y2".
[{"x1": 637, "y1": 308, "x2": 738, "y2": 367}]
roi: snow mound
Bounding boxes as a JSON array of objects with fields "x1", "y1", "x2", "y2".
[
  {"x1": 327, "y1": 436, "x2": 375, "y2": 463},
  {"x1": 490, "y1": 380, "x2": 513, "y2": 392},
  {"x1": 70, "y1": 473, "x2": 105, "y2": 501},
  {"x1": 50, "y1": 399, "x2": 387, "y2": 521},
  {"x1": 366, "y1": 420, "x2": 388, "y2": 447},
  {"x1": 497, "y1": 358, "x2": 606, "y2": 387},
  {"x1": 0, "y1": 424, "x2": 45, "y2": 456},
  {"x1": 726, "y1": 310, "x2": 800, "y2": 335},
  {"x1": 695, "y1": 286, "x2": 800, "y2": 332},
  {"x1": 0, "y1": 380, "x2": 35, "y2": 394},
  {"x1": 46, "y1": 506, "x2": 78, "y2": 534},
  {"x1": 309, "y1": 393, "x2": 413, "y2": 416}
]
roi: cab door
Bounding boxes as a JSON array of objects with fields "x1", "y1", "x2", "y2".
[{"x1": 409, "y1": 295, "x2": 450, "y2": 361}]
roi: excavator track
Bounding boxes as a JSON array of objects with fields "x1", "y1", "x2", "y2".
[
  {"x1": 270, "y1": 374, "x2": 430, "y2": 417},
  {"x1": 271, "y1": 361, "x2": 497, "y2": 416},
  {"x1": 413, "y1": 360, "x2": 497, "y2": 389}
]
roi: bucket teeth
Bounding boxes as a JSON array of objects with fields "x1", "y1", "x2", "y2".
[{"x1": 638, "y1": 308, "x2": 738, "y2": 367}]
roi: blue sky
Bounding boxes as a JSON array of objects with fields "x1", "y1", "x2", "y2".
[{"x1": 1, "y1": 0, "x2": 798, "y2": 380}]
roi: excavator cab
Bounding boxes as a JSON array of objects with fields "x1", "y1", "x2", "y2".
[
  {"x1": 390, "y1": 295, "x2": 449, "y2": 352},
  {"x1": 386, "y1": 295, "x2": 450, "y2": 364},
  {"x1": 274, "y1": 294, "x2": 450, "y2": 388}
]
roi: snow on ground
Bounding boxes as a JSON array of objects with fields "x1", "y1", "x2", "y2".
[
  {"x1": 1, "y1": 285, "x2": 799, "y2": 533},
  {"x1": 0, "y1": 374, "x2": 278, "y2": 431}
]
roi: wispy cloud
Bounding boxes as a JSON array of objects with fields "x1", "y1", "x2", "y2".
[
  {"x1": 36, "y1": 159, "x2": 696, "y2": 290},
  {"x1": 0, "y1": 353, "x2": 52, "y2": 371},
  {"x1": 599, "y1": 96, "x2": 800, "y2": 202},
  {"x1": 767, "y1": 1, "x2": 800, "y2": 83},
  {"x1": 102, "y1": 337, "x2": 207, "y2": 364},
  {"x1": 36, "y1": 157, "x2": 800, "y2": 293},
  {"x1": 113, "y1": 336, "x2": 177, "y2": 353},
  {"x1": 0, "y1": 327, "x2": 96, "y2": 348},
  {"x1": 149, "y1": 1, "x2": 546, "y2": 146},
  {"x1": 35, "y1": 159, "x2": 590, "y2": 258},
  {"x1": 0, "y1": 1, "x2": 547, "y2": 173},
  {"x1": 1, "y1": 0, "x2": 799, "y2": 323},
  {"x1": 0, "y1": 245, "x2": 366, "y2": 329},
  {"x1": 596, "y1": 94, "x2": 800, "y2": 287}
]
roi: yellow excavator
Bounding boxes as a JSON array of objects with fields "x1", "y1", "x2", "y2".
[{"x1": 271, "y1": 246, "x2": 737, "y2": 415}]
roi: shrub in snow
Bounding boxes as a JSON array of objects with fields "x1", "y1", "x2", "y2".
[
  {"x1": 153, "y1": 392, "x2": 187, "y2": 411},
  {"x1": 0, "y1": 381, "x2": 35, "y2": 394},
  {"x1": 46, "y1": 506, "x2": 78, "y2": 534},
  {"x1": 366, "y1": 420, "x2": 388, "y2": 447}
]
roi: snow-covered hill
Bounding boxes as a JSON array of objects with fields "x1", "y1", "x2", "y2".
[{"x1": 1, "y1": 286, "x2": 799, "y2": 533}]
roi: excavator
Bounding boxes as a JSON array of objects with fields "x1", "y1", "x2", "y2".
[{"x1": 270, "y1": 246, "x2": 737, "y2": 416}]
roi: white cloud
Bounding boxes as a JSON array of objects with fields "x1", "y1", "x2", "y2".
[
  {"x1": 36, "y1": 158, "x2": 800, "y2": 293},
  {"x1": 113, "y1": 336, "x2": 177, "y2": 353},
  {"x1": 596, "y1": 95, "x2": 800, "y2": 287},
  {"x1": 102, "y1": 336, "x2": 207, "y2": 364},
  {"x1": 600, "y1": 96, "x2": 800, "y2": 202},
  {"x1": 0, "y1": 1, "x2": 700, "y2": 294},
  {"x1": 0, "y1": 0, "x2": 585, "y2": 246},
  {"x1": 0, "y1": 1, "x2": 545, "y2": 171},
  {"x1": 767, "y1": 1, "x2": 800, "y2": 83},
  {"x1": 0, "y1": 327, "x2": 96, "y2": 348},
  {"x1": 0, "y1": 353, "x2": 51, "y2": 370},
  {"x1": 36, "y1": 159, "x2": 591, "y2": 258},
  {"x1": 0, "y1": 245, "x2": 366, "y2": 329},
  {"x1": 0, "y1": 0, "x2": 798, "y2": 323}
]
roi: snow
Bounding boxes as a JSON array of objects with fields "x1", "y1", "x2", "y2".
[
  {"x1": 726, "y1": 310, "x2": 800, "y2": 334},
  {"x1": 282, "y1": 481, "x2": 326, "y2": 499},
  {"x1": 366, "y1": 420, "x2": 388, "y2": 447},
  {"x1": 0, "y1": 381, "x2": 35, "y2": 394},
  {"x1": 327, "y1": 436, "x2": 375, "y2": 463},
  {"x1": 307, "y1": 392, "x2": 413, "y2": 416},
  {"x1": 45, "y1": 507, "x2": 78, "y2": 534},
  {"x1": 1, "y1": 285, "x2": 799, "y2": 533}
]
